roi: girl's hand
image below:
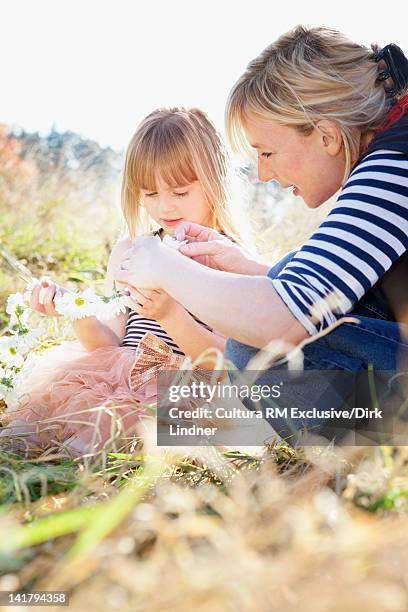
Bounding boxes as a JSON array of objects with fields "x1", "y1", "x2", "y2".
[
  {"x1": 175, "y1": 222, "x2": 255, "y2": 274},
  {"x1": 23, "y1": 277, "x2": 68, "y2": 317},
  {"x1": 123, "y1": 286, "x2": 181, "y2": 322},
  {"x1": 115, "y1": 235, "x2": 170, "y2": 289}
]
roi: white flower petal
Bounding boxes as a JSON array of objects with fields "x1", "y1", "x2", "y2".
[
  {"x1": 98, "y1": 296, "x2": 128, "y2": 320},
  {"x1": 6, "y1": 292, "x2": 26, "y2": 315},
  {"x1": 54, "y1": 290, "x2": 102, "y2": 320}
]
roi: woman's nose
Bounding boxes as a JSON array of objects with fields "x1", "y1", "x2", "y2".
[{"x1": 257, "y1": 159, "x2": 275, "y2": 183}]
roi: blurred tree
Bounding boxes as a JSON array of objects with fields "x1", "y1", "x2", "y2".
[
  {"x1": 14, "y1": 126, "x2": 122, "y2": 193},
  {"x1": 0, "y1": 125, "x2": 37, "y2": 206}
]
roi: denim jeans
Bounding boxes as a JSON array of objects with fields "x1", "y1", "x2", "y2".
[{"x1": 225, "y1": 251, "x2": 408, "y2": 445}]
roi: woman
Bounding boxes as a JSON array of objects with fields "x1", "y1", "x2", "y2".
[{"x1": 115, "y1": 26, "x2": 408, "y2": 445}]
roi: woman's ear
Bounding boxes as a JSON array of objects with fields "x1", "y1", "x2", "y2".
[{"x1": 315, "y1": 120, "x2": 343, "y2": 156}]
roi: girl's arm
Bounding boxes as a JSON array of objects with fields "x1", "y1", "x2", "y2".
[
  {"x1": 72, "y1": 238, "x2": 132, "y2": 352},
  {"x1": 71, "y1": 316, "x2": 124, "y2": 352},
  {"x1": 158, "y1": 305, "x2": 226, "y2": 366},
  {"x1": 124, "y1": 285, "x2": 225, "y2": 366}
]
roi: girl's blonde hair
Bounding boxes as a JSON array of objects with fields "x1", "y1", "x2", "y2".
[
  {"x1": 226, "y1": 25, "x2": 395, "y2": 180},
  {"x1": 121, "y1": 107, "x2": 243, "y2": 241}
]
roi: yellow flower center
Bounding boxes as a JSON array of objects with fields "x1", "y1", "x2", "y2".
[{"x1": 74, "y1": 297, "x2": 85, "y2": 307}]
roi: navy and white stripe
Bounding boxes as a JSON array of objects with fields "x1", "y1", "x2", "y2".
[
  {"x1": 121, "y1": 309, "x2": 212, "y2": 355},
  {"x1": 270, "y1": 149, "x2": 408, "y2": 335}
]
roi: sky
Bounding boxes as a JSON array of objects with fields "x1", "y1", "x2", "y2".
[{"x1": 2, "y1": 0, "x2": 407, "y2": 151}]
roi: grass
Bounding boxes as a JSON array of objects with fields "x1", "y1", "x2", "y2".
[{"x1": 2, "y1": 423, "x2": 408, "y2": 611}]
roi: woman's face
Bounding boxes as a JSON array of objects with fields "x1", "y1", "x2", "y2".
[
  {"x1": 243, "y1": 114, "x2": 346, "y2": 208},
  {"x1": 141, "y1": 175, "x2": 212, "y2": 234}
]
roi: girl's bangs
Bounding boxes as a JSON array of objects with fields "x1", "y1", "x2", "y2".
[{"x1": 132, "y1": 128, "x2": 198, "y2": 192}]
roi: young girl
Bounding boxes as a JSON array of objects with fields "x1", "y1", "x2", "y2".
[{"x1": 0, "y1": 107, "x2": 244, "y2": 456}]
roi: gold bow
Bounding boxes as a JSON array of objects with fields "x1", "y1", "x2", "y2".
[
  {"x1": 128, "y1": 331, "x2": 218, "y2": 396},
  {"x1": 128, "y1": 332, "x2": 187, "y2": 392}
]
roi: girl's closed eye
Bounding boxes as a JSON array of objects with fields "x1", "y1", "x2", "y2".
[
  {"x1": 261, "y1": 152, "x2": 273, "y2": 158},
  {"x1": 174, "y1": 191, "x2": 189, "y2": 197}
]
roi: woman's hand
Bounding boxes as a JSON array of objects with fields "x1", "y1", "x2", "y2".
[
  {"x1": 123, "y1": 286, "x2": 182, "y2": 322},
  {"x1": 114, "y1": 235, "x2": 172, "y2": 289},
  {"x1": 175, "y1": 222, "x2": 261, "y2": 274},
  {"x1": 23, "y1": 277, "x2": 69, "y2": 317}
]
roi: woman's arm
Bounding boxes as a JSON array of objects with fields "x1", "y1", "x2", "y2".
[
  {"x1": 116, "y1": 240, "x2": 308, "y2": 349},
  {"x1": 158, "y1": 257, "x2": 307, "y2": 349}
]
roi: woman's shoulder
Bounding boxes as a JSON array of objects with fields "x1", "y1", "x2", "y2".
[
  {"x1": 338, "y1": 149, "x2": 408, "y2": 231},
  {"x1": 348, "y1": 148, "x2": 408, "y2": 181},
  {"x1": 360, "y1": 113, "x2": 408, "y2": 163}
]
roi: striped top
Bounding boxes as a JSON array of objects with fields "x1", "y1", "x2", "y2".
[
  {"x1": 270, "y1": 149, "x2": 408, "y2": 335},
  {"x1": 122, "y1": 309, "x2": 212, "y2": 356}
]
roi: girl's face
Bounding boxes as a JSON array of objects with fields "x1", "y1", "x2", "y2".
[
  {"x1": 243, "y1": 114, "x2": 346, "y2": 208},
  {"x1": 141, "y1": 175, "x2": 212, "y2": 234}
]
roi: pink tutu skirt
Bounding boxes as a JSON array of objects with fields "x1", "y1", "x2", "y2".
[{"x1": 0, "y1": 332, "x2": 186, "y2": 456}]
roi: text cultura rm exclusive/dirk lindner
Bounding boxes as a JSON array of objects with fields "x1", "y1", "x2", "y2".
[{"x1": 166, "y1": 406, "x2": 384, "y2": 421}]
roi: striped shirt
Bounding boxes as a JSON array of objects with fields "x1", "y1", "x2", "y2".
[
  {"x1": 122, "y1": 309, "x2": 212, "y2": 356},
  {"x1": 270, "y1": 149, "x2": 408, "y2": 335}
]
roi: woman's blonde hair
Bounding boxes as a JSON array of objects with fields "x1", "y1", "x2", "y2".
[
  {"x1": 121, "y1": 107, "x2": 243, "y2": 241},
  {"x1": 226, "y1": 25, "x2": 395, "y2": 180}
]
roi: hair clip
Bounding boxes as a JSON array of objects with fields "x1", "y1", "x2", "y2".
[
  {"x1": 376, "y1": 69, "x2": 391, "y2": 82},
  {"x1": 374, "y1": 43, "x2": 408, "y2": 97}
]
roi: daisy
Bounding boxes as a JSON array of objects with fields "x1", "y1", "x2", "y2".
[
  {"x1": 7, "y1": 353, "x2": 37, "y2": 404},
  {"x1": 14, "y1": 328, "x2": 43, "y2": 351},
  {"x1": 0, "y1": 337, "x2": 25, "y2": 369},
  {"x1": 6, "y1": 292, "x2": 29, "y2": 327},
  {"x1": 98, "y1": 295, "x2": 128, "y2": 320},
  {"x1": 6, "y1": 292, "x2": 25, "y2": 315},
  {"x1": 14, "y1": 351, "x2": 38, "y2": 381},
  {"x1": 8, "y1": 310, "x2": 30, "y2": 330},
  {"x1": 0, "y1": 383, "x2": 19, "y2": 407},
  {"x1": 54, "y1": 288, "x2": 101, "y2": 320},
  {"x1": 0, "y1": 383, "x2": 11, "y2": 402}
]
